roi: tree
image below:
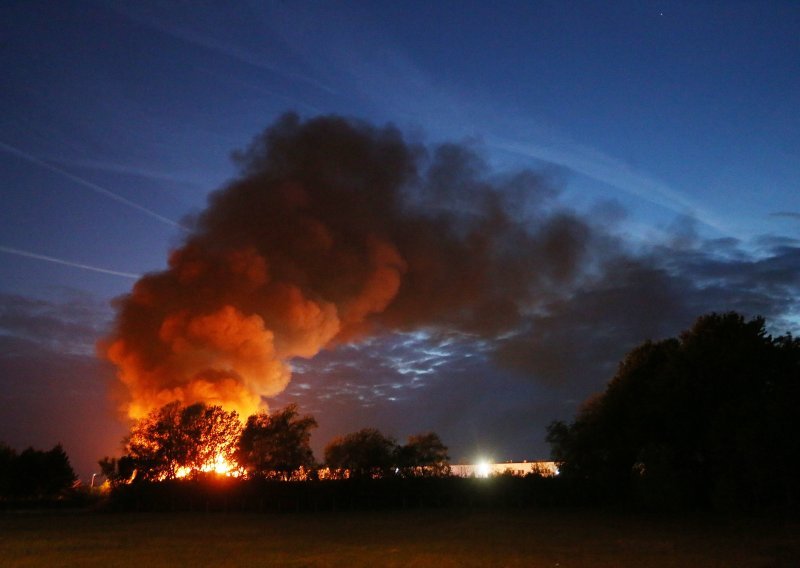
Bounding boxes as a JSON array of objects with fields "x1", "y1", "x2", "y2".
[
  {"x1": 181, "y1": 403, "x2": 243, "y2": 475},
  {"x1": 395, "y1": 432, "x2": 450, "y2": 477},
  {"x1": 4, "y1": 444, "x2": 76, "y2": 499},
  {"x1": 125, "y1": 401, "x2": 187, "y2": 480},
  {"x1": 236, "y1": 404, "x2": 317, "y2": 479},
  {"x1": 124, "y1": 401, "x2": 242, "y2": 480},
  {"x1": 42, "y1": 444, "x2": 78, "y2": 496},
  {"x1": 547, "y1": 312, "x2": 800, "y2": 511},
  {"x1": 324, "y1": 428, "x2": 398, "y2": 479}
]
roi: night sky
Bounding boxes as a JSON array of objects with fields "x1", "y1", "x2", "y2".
[{"x1": 1, "y1": 1, "x2": 799, "y2": 480}]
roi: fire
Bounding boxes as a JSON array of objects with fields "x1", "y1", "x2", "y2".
[
  {"x1": 125, "y1": 402, "x2": 244, "y2": 481},
  {"x1": 174, "y1": 454, "x2": 242, "y2": 479}
]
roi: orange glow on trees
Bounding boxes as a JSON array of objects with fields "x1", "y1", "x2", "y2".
[{"x1": 124, "y1": 401, "x2": 242, "y2": 480}]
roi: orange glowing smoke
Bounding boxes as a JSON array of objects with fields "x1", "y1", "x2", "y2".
[{"x1": 103, "y1": 230, "x2": 405, "y2": 420}]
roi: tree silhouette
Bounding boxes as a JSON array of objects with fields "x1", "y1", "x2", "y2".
[
  {"x1": 1, "y1": 443, "x2": 76, "y2": 499},
  {"x1": 395, "y1": 432, "x2": 450, "y2": 477},
  {"x1": 236, "y1": 403, "x2": 317, "y2": 479},
  {"x1": 324, "y1": 428, "x2": 397, "y2": 479},
  {"x1": 548, "y1": 312, "x2": 800, "y2": 511}
]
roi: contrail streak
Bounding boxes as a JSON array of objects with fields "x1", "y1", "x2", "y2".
[
  {"x1": 0, "y1": 141, "x2": 190, "y2": 232},
  {"x1": 0, "y1": 245, "x2": 141, "y2": 279},
  {"x1": 488, "y1": 136, "x2": 732, "y2": 237}
]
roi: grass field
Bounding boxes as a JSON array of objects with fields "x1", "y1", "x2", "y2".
[{"x1": 1, "y1": 509, "x2": 798, "y2": 567}]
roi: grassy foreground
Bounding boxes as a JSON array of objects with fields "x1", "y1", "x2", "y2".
[{"x1": 1, "y1": 509, "x2": 797, "y2": 567}]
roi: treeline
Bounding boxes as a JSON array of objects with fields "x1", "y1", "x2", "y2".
[
  {"x1": 100, "y1": 403, "x2": 450, "y2": 485},
  {"x1": 0, "y1": 443, "x2": 77, "y2": 502},
  {"x1": 549, "y1": 312, "x2": 800, "y2": 513}
]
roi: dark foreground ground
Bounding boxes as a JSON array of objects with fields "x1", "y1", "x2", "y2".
[{"x1": 0, "y1": 509, "x2": 798, "y2": 567}]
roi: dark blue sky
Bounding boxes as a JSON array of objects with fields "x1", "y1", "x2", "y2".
[{"x1": 1, "y1": 1, "x2": 798, "y2": 479}]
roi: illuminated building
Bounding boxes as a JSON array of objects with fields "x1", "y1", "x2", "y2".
[{"x1": 449, "y1": 460, "x2": 559, "y2": 478}]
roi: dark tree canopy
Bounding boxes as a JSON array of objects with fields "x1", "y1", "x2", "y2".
[
  {"x1": 548, "y1": 312, "x2": 800, "y2": 511},
  {"x1": 395, "y1": 432, "x2": 450, "y2": 477},
  {"x1": 236, "y1": 403, "x2": 317, "y2": 479},
  {"x1": 0, "y1": 443, "x2": 76, "y2": 499},
  {"x1": 324, "y1": 428, "x2": 398, "y2": 479}
]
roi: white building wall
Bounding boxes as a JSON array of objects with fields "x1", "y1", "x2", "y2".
[{"x1": 450, "y1": 461, "x2": 559, "y2": 478}]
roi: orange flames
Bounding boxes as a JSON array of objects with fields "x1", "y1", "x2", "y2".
[
  {"x1": 173, "y1": 454, "x2": 241, "y2": 479},
  {"x1": 124, "y1": 402, "x2": 244, "y2": 481}
]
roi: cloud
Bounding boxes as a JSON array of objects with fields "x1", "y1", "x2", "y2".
[
  {"x1": 270, "y1": 232, "x2": 800, "y2": 460},
  {"x1": 0, "y1": 291, "x2": 114, "y2": 356},
  {"x1": 272, "y1": 330, "x2": 565, "y2": 462}
]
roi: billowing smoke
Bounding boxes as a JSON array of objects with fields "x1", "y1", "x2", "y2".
[{"x1": 102, "y1": 113, "x2": 598, "y2": 419}]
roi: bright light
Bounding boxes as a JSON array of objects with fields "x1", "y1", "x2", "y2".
[
  {"x1": 210, "y1": 454, "x2": 235, "y2": 476},
  {"x1": 476, "y1": 460, "x2": 491, "y2": 478},
  {"x1": 170, "y1": 454, "x2": 241, "y2": 480}
]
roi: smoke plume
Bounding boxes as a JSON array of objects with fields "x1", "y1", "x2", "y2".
[{"x1": 103, "y1": 113, "x2": 597, "y2": 419}]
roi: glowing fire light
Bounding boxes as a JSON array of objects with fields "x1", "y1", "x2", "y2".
[
  {"x1": 476, "y1": 460, "x2": 492, "y2": 478},
  {"x1": 125, "y1": 401, "x2": 245, "y2": 482},
  {"x1": 173, "y1": 455, "x2": 242, "y2": 479}
]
